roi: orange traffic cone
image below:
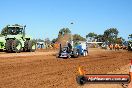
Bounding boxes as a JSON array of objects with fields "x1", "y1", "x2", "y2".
[{"x1": 78, "y1": 66, "x2": 85, "y2": 75}]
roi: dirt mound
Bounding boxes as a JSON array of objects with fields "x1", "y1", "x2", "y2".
[{"x1": 57, "y1": 34, "x2": 71, "y2": 47}]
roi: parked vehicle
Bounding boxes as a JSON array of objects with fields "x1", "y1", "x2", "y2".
[{"x1": 0, "y1": 25, "x2": 36, "y2": 53}]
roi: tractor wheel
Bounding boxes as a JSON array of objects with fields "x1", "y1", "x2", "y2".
[
  {"x1": 83, "y1": 51, "x2": 86, "y2": 57},
  {"x1": 6, "y1": 39, "x2": 13, "y2": 53},
  {"x1": 28, "y1": 40, "x2": 36, "y2": 52},
  {"x1": 73, "y1": 49, "x2": 79, "y2": 58},
  {"x1": 24, "y1": 40, "x2": 29, "y2": 52},
  {"x1": 128, "y1": 46, "x2": 132, "y2": 51},
  {"x1": 76, "y1": 76, "x2": 86, "y2": 85},
  {"x1": 83, "y1": 50, "x2": 88, "y2": 57},
  {"x1": 86, "y1": 50, "x2": 88, "y2": 56},
  {"x1": 12, "y1": 40, "x2": 22, "y2": 53}
]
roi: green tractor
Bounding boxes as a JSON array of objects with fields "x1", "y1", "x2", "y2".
[{"x1": 0, "y1": 25, "x2": 36, "y2": 53}]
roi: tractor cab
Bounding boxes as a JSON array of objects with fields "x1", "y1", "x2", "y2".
[
  {"x1": 2, "y1": 25, "x2": 26, "y2": 36},
  {"x1": 7, "y1": 26, "x2": 24, "y2": 35}
]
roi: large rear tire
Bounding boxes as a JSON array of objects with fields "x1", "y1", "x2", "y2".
[
  {"x1": 24, "y1": 40, "x2": 29, "y2": 52},
  {"x1": 12, "y1": 40, "x2": 22, "y2": 53},
  {"x1": 73, "y1": 49, "x2": 79, "y2": 58},
  {"x1": 28, "y1": 40, "x2": 36, "y2": 52},
  {"x1": 24, "y1": 40, "x2": 36, "y2": 52},
  {"x1": 6, "y1": 39, "x2": 13, "y2": 53}
]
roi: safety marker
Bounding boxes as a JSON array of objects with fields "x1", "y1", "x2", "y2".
[{"x1": 78, "y1": 66, "x2": 85, "y2": 75}]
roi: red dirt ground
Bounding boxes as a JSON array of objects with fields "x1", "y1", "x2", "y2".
[{"x1": 0, "y1": 49, "x2": 132, "y2": 88}]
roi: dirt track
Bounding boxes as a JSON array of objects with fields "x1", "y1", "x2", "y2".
[{"x1": 0, "y1": 49, "x2": 132, "y2": 88}]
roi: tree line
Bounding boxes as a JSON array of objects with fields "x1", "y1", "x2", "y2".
[
  {"x1": 38, "y1": 27, "x2": 131, "y2": 44},
  {"x1": 52, "y1": 27, "x2": 131, "y2": 44},
  {"x1": 0, "y1": 25, "x2": 131, "y2": 44}
]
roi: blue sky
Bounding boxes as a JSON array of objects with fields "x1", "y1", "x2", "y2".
[{"x1": 0, "y1": 0, "x2": 131, "y2": 40}]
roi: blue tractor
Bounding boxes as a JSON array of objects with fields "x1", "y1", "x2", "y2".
[
  {"x1": 56, "y1": 41, "x2": 88, "y2": 59},
  {"x1": 75, "y1": 42, "x2": 88, "y2": 57}
]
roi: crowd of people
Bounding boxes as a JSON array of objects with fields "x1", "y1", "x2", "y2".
[{"x1": 109, "y1": 43, "x2": 127, "y2": 50}]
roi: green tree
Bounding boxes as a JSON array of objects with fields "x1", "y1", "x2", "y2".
[
  {"x1": 73, "y1": 34, "x2": 86, "y2": 42},
  {"x1": 128, "y1": 34, "x2": 132, "y2": 39},
  {"x1": 1, "y1": 25, "x2": 8, "y2": 35},
  {"x1": 103, "y1": 28, "x2": 119, "y2": 43},
  {"x1": 86, "y1": 32, "x2": 97, "y2": 41},
  {"x1": 37, "y1": 39, "x2": 44, "y2": 42},
  {"x1": 32, "y1": 39, "x2": 37, "y2": 43},
  {"x1": 96, "y1": 34, "x2": 105, "y2": 42},
  {"x1": 115, "y1": 37, "x2": 125, "y2": 44},
  {"x1": 32, "y1": 38, "x2": 44, "y2": 43},
  {"x1": 44, "y1": 38, "x2": 51, "y2": 45},
  {"x1": 52, "y1": 38, "x2": 58, "y2": 43},
  {"x1": 58, "y1": 28, "x2": 71, "y2": 37}
]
